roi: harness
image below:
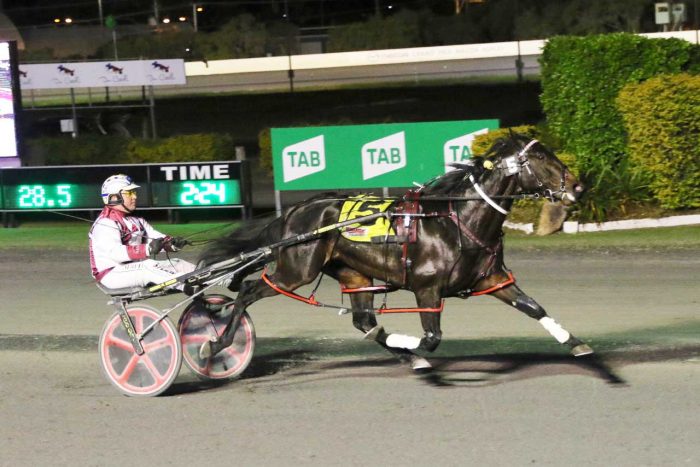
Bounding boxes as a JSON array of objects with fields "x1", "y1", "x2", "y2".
[
  {"x1": 260, "y1": 190, "x2": 512, "y2": 313},
  {"x1": 260, "y1": 138, "x2": 562, "y2": 314}
]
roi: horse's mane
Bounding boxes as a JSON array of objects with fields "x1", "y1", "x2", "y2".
[{"x1": 421, "y1": 134, "x2": 521, "y2": 196}]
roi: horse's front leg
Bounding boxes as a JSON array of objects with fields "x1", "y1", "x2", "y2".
[{"x1": 489, "y1": 282, "x2": 593, "y2": 357}]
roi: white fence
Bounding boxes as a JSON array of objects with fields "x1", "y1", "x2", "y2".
[{"x1": 185, "y1": 30, "x2": 699, "y2": 77}]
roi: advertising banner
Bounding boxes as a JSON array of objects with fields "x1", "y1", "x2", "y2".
[
  {"x1": 1, "y1": 41, "x2": 20, "y2": 167},
  {"x1": 271, "y1": 120, "x2": 499, "y2": 191},
  {"x1": 18, "y1": 59, "x2": 186, "y2": 89}
]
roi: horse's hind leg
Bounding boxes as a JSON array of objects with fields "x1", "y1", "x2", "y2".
[
  {"x1": 200, "y1": 277, "x2": 279, "y2": 358},
  {"x1": 489, "y1": 281, "x2": 593, "y2": 356},
  {"x1": 203, "y1": 238, "x2": 337, "y2": 358},
  {"x1": 364, "y1": 288, "x2": 444, "y2": 371},
  {"x1": 333, "y1": 268, "x2": 430, "y2": 370},
  {"x1": 352, "y1": 295, "x2": 432, "y2": 371}
]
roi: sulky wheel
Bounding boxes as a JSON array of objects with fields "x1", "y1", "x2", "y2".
[
  {"x1": 99, "y1": 305, "x2": 182, "y2": 397},
  {"x1": 178, "y1": 294, "x2": 255, "y2": 381}
]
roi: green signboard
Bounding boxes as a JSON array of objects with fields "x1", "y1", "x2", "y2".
[{"x1": 271, "y1": 120, "x2": 499, "y2": 191}]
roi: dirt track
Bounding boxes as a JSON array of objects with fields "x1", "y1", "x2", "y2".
[{"x1": 1, "y1": 247, "x2": 699, "y2": 466}]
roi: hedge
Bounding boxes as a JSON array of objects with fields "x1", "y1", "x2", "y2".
[
  {"x1": 540, "y1": 33, "x2": 699, "y2": 179},
  {"x1": 540, "y1": 33, "x2": 700, "y2": 221},
  {"x1": 124, "y1": 134, "x2": 235, "y2": 164},
  {"x1": 27, "y1": 133, "x2": 235, "y2": 166},
  {"x1": 617, "y1": 74, "x2": 700, "y2": 209}
]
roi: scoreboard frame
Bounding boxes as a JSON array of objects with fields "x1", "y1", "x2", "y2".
[{"x1": 0, "y1": 161, "x2": 251, "y2": 218}]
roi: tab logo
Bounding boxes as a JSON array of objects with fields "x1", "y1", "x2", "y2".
[
  {"x1": 361, "y1": 131, "x2": 406, "y2": 180},
  {"x1": 443, "y1": 128, "x2": 489, "y2": 172},
  {"x1": 282, "y1": 135, "x2": 326, "y2": 182}
]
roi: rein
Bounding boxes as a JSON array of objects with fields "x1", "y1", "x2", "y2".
[{"x1": 45, "y1": 207, "x2": 237, "y2": 246}]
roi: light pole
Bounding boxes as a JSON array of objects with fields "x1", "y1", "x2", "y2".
[
  {"x1": 192, "y1": 3, "x2": 203, "y2": 32},
  {"x1": 153, "y1": 0, "x2": 160, "y2": 24},
  {"x1": 98, "y1": 0, "x2": 104, "y2": 25}
]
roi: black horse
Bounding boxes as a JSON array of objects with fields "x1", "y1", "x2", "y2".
[{"x1": 198, "y1": 133, "x2": 591, "y2": 369}]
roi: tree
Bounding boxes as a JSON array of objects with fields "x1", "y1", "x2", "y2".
[
  {"x1": 327, "y1": 9, "x2": 424, "y2": 52},
  {"x1": 195, "y1": 14, "x2": 267, "y2": 59},
  {"x1": 514, "y1": 0, "x2": 651, "y2": 40}
]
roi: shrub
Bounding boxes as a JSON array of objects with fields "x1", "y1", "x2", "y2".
[
  {"x1": 327, "y1": 10, "x2": 424, "y2": 52},
  {"x1": 27, "y1": 133, "x2": 234, "y2": 165},
  {"x1": 540, "y1": 33, "x2": 699, "y2": 220},
  {"x1": 125, "y1": 134, "x2": 234, "y2": 163},
  {"x1": 541, "y1": 33, "x2": 698, "y2": 177},
  {"x1": 34, "y1": 136, "x2": 129, "y2": 165},
  {"x1": 258, "y1": 128, "x2": 272, "y2": 173},
  {"x1": 617, "y1": 74, "x2": 700, "y2": 209}
]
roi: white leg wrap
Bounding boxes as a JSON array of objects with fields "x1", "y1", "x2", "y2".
[
  {"x1": 539, "y1": 317, "x2": 570, "y2": 344},
  {"x1": 386, "y1": 333, "x2": 421, "y2": 350}
]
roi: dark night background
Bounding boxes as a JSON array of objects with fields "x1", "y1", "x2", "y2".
[{"x1": 2, "y1": 1, "x2": 453, "y2": 30}]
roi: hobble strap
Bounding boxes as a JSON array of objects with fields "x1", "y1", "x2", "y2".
[{"x1": 261, "y1": 271, "x2": 320, "y2": 306}]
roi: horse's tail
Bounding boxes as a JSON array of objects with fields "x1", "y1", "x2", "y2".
[{"x1": 197, "y1": 214, "x2": 283, "y2": 268}]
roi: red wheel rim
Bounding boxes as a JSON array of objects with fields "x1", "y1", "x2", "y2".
[
  {"x1": 179, "y1": 297, "x2": 255, "y2": 380},
  {"x1": 99, "y1": 306, "x2": 181, "y2": 396}
]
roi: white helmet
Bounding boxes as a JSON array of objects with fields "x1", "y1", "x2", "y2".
[{"x1": 101, "y1": 174, "x2": 140, "y2": 205}]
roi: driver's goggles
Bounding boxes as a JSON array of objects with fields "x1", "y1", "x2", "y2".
[{"x1": 121, "y1": 189, "x2": 138, "y2": 197}]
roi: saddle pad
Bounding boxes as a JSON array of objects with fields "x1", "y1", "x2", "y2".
[{"x1": 338, "y1": 195, "x2": 395, "y2": 242}]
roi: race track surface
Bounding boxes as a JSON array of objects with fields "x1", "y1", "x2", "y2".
[{"x1": 1, "y1": 247, "x2": 698, "y2": 466}]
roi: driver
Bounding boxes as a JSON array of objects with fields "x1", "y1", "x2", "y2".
[{"x1": 89, "y1": 174, "x2": 196, "y2": 290}]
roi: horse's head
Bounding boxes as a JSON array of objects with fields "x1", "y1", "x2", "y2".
[{"x1": 485, "y1": 134, "x2": 584, "y2": 205}]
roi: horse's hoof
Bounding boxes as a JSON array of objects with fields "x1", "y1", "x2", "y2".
[
  {"x1": 571, "y1": 344, "x2": 594, "y2": 357},
  {"x1": 363, "y1": 325, "x2": 384, "y2": 341},
  {"x1": 411, "y1": 356, "x2": 432, "y2": 372}
]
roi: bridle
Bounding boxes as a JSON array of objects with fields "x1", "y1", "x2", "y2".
[{"x1": 476, "y1": 138, "x2": 569, "y2": 211}]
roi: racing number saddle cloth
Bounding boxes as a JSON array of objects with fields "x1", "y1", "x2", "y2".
[{"x1": 338, "y1": 194, "x2": 419, "y2": 244}]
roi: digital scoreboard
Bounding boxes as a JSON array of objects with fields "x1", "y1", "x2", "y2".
[{"x1": 0, "y1": 161, "x2": 250, "y2": 213}]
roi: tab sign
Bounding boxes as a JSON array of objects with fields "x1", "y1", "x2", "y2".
[
  {"x1": 282, "y1": 135, "x2": 326, "y2": 182},
  {"x1": 361, "y1": 131, "x2": 406, "y2": 180}
]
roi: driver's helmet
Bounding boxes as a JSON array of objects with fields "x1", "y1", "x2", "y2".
[{"x1": 101, "y1": 174, "x2": 140, "y2": 205}]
